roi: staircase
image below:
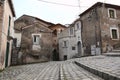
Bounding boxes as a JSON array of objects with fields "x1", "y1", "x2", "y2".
[
  {"x1": 103, "y1": 49, "x2": 120, "y2": 57},
  {"x1": 11, "y1": 49, "x2": 18, "y2": 65}
]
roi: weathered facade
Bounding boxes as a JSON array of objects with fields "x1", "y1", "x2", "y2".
[
  {"x1": 49, "y1": 24, "x2": 66, "y2": 61},
  {"x1": 58, "y1": 18, "x2": 82, "y2": 60},
  {"x1": 13, "y1": 15, "x2": 54, "y2": 64},
  {"x1": 80, "y1": 2, "x2": 120, "y2": 55},
  {"x1": 0, "y1": 0, "x2": 15, "y2": 69}
]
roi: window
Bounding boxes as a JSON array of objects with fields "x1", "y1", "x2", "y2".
[
  {"x1": 72, "y1": 46, "x2": 75, "y2": 50},
  {"x1": 53, "y1": 29, "x2": 57, "y2": 35},
  {"x1": 13, "y1": 38, "x2": 17, "y2": 47},
  {"x1": 76, "y1": 23, "x2": 79, "y2": 29},
  {"x1": 112, "y1": 29, "x2": 117, "y2": 39},
  {"x1": 70, "y1": 27, "x2": 74, "y2": 35},
  {"x1": 108, "y1": 8, "x2": 116, "y2": 18},
  {"x1": 64, "y1": 41, "x2": 67, "y2": 47},
  {"x1": 110, "y1": 28, "x2": 119, "y2": 39},
  {"x1": 8, "y1": 16, "x2": 11, "y2": 36},
  {"x1": 33, "y1": 35, "x2": 40, "y2": 45},
  {"x1": 63, "y1": 41, "x2": 67, "y2": 47}
]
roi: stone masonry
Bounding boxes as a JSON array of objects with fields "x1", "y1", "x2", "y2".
[{"x1": 80, "y1": 2, "x2": 120, "y2": 55}]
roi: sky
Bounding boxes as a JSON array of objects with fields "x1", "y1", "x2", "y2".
[{"x1": 13, "y1": 0, "x2": 120, "y2": 25}]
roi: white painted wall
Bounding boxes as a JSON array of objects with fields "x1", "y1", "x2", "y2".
[
  {"x1": 58, "y1": 27, "x2": 77, "y2": 60},
  {"x1": 74, "y1": 20, "x2": 83, "y2": 56},
  {"x1": 14, "y1": 33, "x2": 21, "y2": 47},
  {"x1": 58, "y1": 19, "x2": 83, "y2": 60}
]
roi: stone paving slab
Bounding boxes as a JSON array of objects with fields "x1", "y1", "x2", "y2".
[
  {"x1": 74, "y1": 55, "x2": 120, "y2": 80},
  {"x1": 0, "y1": 62, "x2": 60, "y2": 80},
  {"x1": 0, "y1": 61, "x2": 103, "y2": 80},
  {"x1": 60, "y1": 62, "x2": 103, "y2": 80}
]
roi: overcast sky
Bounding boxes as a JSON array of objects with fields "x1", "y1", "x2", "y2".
[{"x1": 13, "y1": 0, "x2": 120, "y2": 25}]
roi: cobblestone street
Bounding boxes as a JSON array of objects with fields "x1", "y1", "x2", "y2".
[
  {"x1": 74, "y1": 55, "x2": 120, "y2": 80},
  {"x1": 0, "y1": 61, "x2": 103, "y2": 80},
  {"x1": 60, "y1": 62, "x2": 103, "y2": 80}
]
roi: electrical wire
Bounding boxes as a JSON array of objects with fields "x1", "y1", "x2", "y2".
[{"x1": 38, "y1": 0, "x2": 79, "y2": 7}]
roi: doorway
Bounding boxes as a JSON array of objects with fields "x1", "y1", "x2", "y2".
[
  {"x1": 77, "y1": 41, "x2": 81, "y2": 56},
  {"x1": 64, "y1": 55, "x2": 67, "y2": 60},
  {"x1": 5, "y1": 42, "x2": 10, "y2": 67},
  {"x1": 52, "y1": 49, "x2": 59, "y2": 61}
]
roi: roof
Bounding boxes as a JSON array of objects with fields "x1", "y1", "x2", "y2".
[
  {"x1": 48, "y1": 23, "x2": 67, "y2": 28},
  {"x1": 79, "y1": 2, "x2": 120, "y2": 17},
  {"x1": 8, "y1": 0, "x2": 16, "y2": 17},
  {"x1": 69, "y1": 18, "x2": 81, "y2": 27},
  {"x1": 14, "y1": 14, "x2": 54, "y2": 31},
  {"x1": 21, "y1": 22, "x2": 53, "y2": 32},
  {"x1": 22, "y1": 14, "x2": 54, "y2": 25}
]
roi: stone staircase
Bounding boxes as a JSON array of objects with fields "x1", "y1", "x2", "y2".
[
  {"x1": 103, "y1": 49, "x2": 120, "y2": 57},
  {"x1": 11, "y1": 49, "x2": 18, "y2": 65}
]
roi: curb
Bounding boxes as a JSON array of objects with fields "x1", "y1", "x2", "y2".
[{"x1": 74, "y1": 61, "x2": 120, "y2": 80}]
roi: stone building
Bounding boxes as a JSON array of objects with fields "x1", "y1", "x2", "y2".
[
  {"x1": 58, "y1": 18, "x2": 82, "y2": 60},
  {"x1": 13, "y1": 15, "x2": 54, "y2": 64},
  {"x1": 74, "y1": 18, "x2": 83, "y2": 57},
  {"x1": 48, "y1": 24, "x2": 66, "y2": 61},
  {"x1": 80, "y1": 2, "x2": 120, "y2": 56},
  {"x1": 0, "y1": 0, "x2": 15, "y2": 69}
]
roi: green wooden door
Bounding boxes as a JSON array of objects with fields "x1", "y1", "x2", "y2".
[{"x1": 5, "y1": 42, "x2": 10, "y2": 67}]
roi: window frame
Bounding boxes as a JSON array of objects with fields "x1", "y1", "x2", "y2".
[
  {"x1": 32, "y1": 34, "x2": 41, "y2": 45},
  {"x1": 70, "y1": 27, "x2": 74, "y2": 35},
  {"x1": 110, "y1": 27, "x2": 119, "y2": 40},
  {"x1": 76, "y1": 23, "x2": 79, "y2": 29},
  {"x1": 72, "y1": 46, "x2": 76, "y2": 50},
  {"x1": 63, "y1": 40, "x2": 68, "y2": 48},
  {"x1": 8, "y1": 16, "x2": 11, "y2": 36},
  {"x1": 108, "y1": 8, "x2": 116, "y2": 19}
]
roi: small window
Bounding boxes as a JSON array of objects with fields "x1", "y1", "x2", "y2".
[
  {"x1": 33, "y1": 35, "x2": 40, "y2": 45},
  {"x1": 63, "y1": 41, "x2": 67, "y2": 47},
  {"x1": 70, "y1": 27, "x2": 74, "y2": 35},
  {"x1": 111, "y1": 29, "x2": 118, "y2": 39},
  {"x1": 53, "y1": 29, "x2": 57, "y2": 35},
  {"x1": 108, "y1": 9, "x2": 116, "y2": 18},
  {"x1": 8, "y1": 16, "x2": 11, "y2": 36},
  {"x1": 64, "y1": 41, "x2": 67, "y2": 47},
  {"x1": 72, "y1": 46, "x2": 75, "y2": 50},
  {"x1": 13, "y1": 38, "x2": 17, "y2": 47},
  {"x1": 64, "y1": 55, "x2": 67, "y2": 60},
  {"x1": 77, "y1": 23, "x2": 79, "y2": 29}
]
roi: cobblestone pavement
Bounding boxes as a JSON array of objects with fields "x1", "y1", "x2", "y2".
[
  {"x1": 0, "y1": 61, "x2": 103, "y2": 80},
  {"x1": 60, "y1": 62, "x2": 103, "y2": 80},
  {"x1": 74, "y1": 55, "x2": 120, "y2": 79}
]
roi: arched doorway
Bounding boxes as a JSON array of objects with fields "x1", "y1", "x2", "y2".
[
  {"x1": 77, "y1": 41, "x2": 81, "y2": 57},
  {"x1": 52, "y1": 49, "x2": 59, "y2": 61}
]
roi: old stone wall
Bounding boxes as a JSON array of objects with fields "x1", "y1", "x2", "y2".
[
  {"x1": 0, "y1": 0, "x2": 15, "y2": 69},
  {"x1": 81, "y1": 8, "x2": 101, "y2": 55},
  {"x1": 20, "y1": 23, "x2": 53, "y2": 64},
  {"x1": 98, "y1": 7, "x2": 120, "y2": 52}
]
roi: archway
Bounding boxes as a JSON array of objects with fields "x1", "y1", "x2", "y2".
[{"x1": 52, "y1": 49, "x2": 59, "y2": 61}]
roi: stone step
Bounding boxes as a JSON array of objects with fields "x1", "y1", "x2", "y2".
[
  {"x1": 103, "y1": 52, "x2": 120, "y2": 57},
  {"x1": 112, "y1": 49, "x2": 120, "y2": 53},
  {"x1": 75, "y1": 61, "x2": 120, "y2": 80}
]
